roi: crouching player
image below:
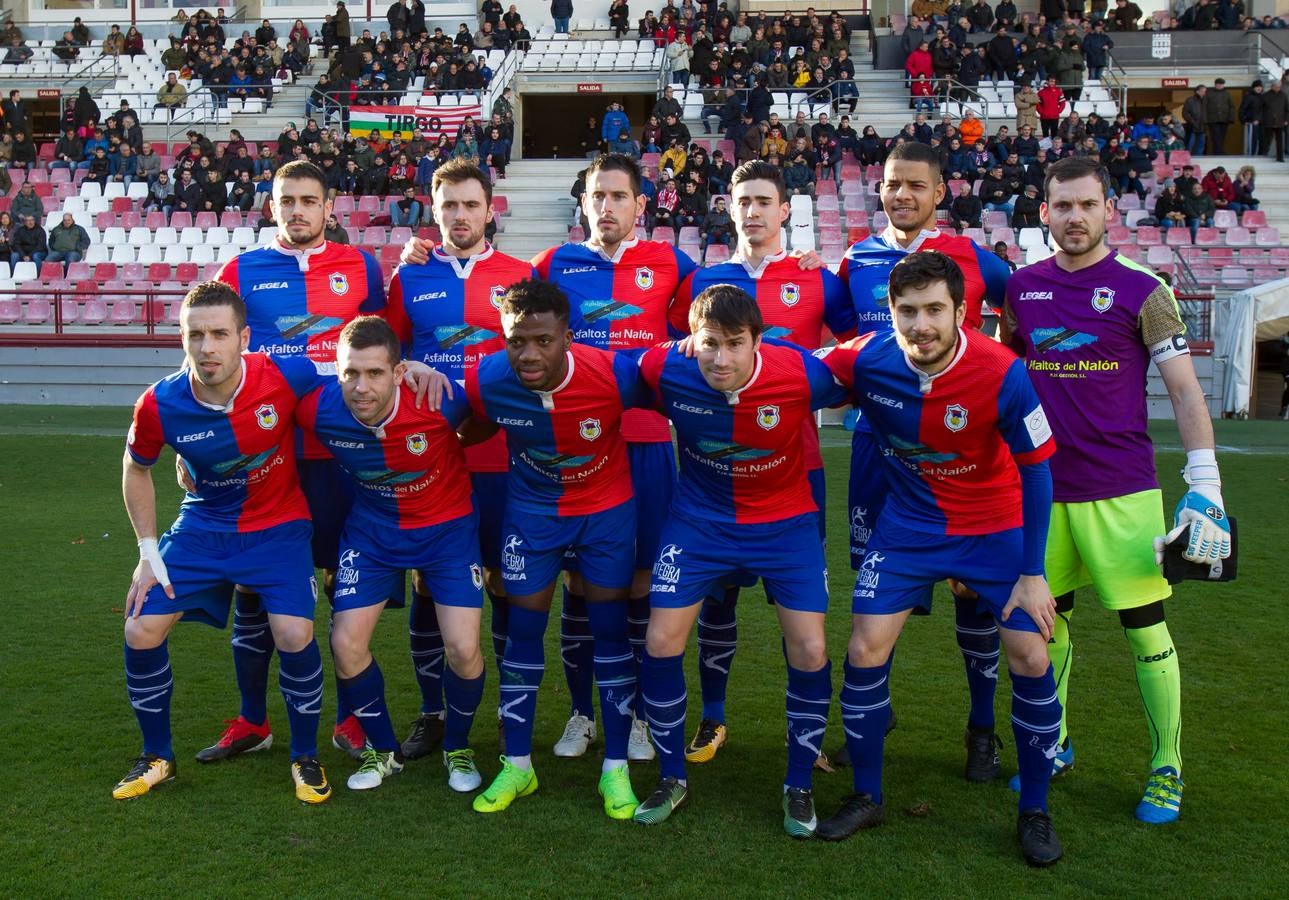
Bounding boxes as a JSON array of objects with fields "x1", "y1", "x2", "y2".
[
  {"x1": 462, "y1": 279, "x2": 649, "y2": 819},
  {"x1": 294, "y1": 316, "x2": 487, "y2": 793},
  {"x1": 813, "y1": 252, "x2": 1063, "y2": 865},
  {"x1": 632, "y1": 284, "x2": 847, "y2": 838},
  {"x1": 116, "y1": 282, "x2": 337, "y2": 803}
]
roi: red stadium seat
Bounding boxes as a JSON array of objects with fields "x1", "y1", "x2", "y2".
[
  {"x1": 176, "y1": 262, "x2": 199, "y2": 282},
  {"x1": 111, "y1": 197, "x2": 133, "y2": 214},
  {"x1": 1194, "y1": 227, "x2": 1220, "y2": 246},
  {"x1": 92, "y1": 263, "x2": 119, "y2": 281},
  {"x1": 704, "y1": 244, "x2": 730, "y2": 263},
  {"x1": 95, "y1": 212, "x2": 116, "y2": 230},
  {"x1": 23, "y1": 299, "x2": 52, "y2": 324},
  {"x1": 220, "y1": 211, "x2": 243, "y2": 228},
  {"x1": 39, "y1": 262, "x2": 64, "y2": 281},
  {"x1": 148, "y1": 263, "x2": 173, "y2": 281},
  {"x1": 60, "y1": 298, "x2": 80, "y2": 324},
  {"x1": 1135, "y1": 226, "x2": 1161, "y2": 247},
  {"x1": 1166, "y1": 228, "x2": 1191, "y2": 247},
  {"x1": 1256, "y1": 227, "x2": 1280, "y2": 246},
  {"x1": 194, "y1": 212, "x2": 218, "y2": 230},
  {"x1": 1241, "y1": 210, "x2": 1267, "y2": 228},
  {"x1": 492, "y1": 196, "x2": 509, "y2": 216},
  {"x1": 110, "y1": 299, "x2": 137, "y2": 325},
  {"x1": 120, "y1": 211, "x2": 142, "y2": 229},
  {"x1": 122, "y1": 263, "x2": 145, "y2": 280},
  {"x1": 170, "y1": 212, "x2": 193, "y2": 229},
  {"x1": 0, "y1": 298, "x2": 18, "y2": 324},
  {"x1": 82, "y1": 298, "x2": 107, "y2": 325},
  {"x1": 651, "y1": 227, "x2": 675, "y2": 244},
  {"x1": 144, "y1": 211, "x2": 165, "y2": 230},
  {"x1": 67, "y1": 262, "x2": 91, "y2": 280},
  {"x1": 348, "y1": 211, "x2": 371, "y2": 229}
]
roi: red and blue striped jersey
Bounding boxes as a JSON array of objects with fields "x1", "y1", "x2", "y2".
[
  {"x1": 385, "y1": 244, "x2": 536, "y2": 474},
  {"x1": 638, "y1": 341, "x2": 848, "y2": 524},
  {"x1": 819, "y1": 330, "x2": 1056, "y2": 536},
  {"x1": 464, "y1": 343, "x2": 650, "y2": 516},
  {"x1": 294, "y1": 381, "x2": 473, "y2": 530},
  {"x1": 532, "y1": 237, "x2": 697, "y2": 442},
  {"x1": 838, "y1": 230, "x2": 1010, "y2": 333},
  {"x1": 670, "y1": 251, "x2": 856, "y2": 471},
  {"x1": 127, "y1": 353, "x2": 326, "y2": 533},
  {"x1": 216, "y1": 239, "x2": 386, "y2": 362}
]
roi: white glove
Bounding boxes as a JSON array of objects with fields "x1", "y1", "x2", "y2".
[{"x1": 1154, "y1": 450, "x2": 1230, "y2": 567}]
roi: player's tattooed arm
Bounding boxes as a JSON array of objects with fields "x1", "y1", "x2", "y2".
[
  {"x1": 1002, "y1": 574, "x2": 1056, "y2": 641},
  {"x1": 123, "y1": 452, "x2": 175, "y2": 617}
]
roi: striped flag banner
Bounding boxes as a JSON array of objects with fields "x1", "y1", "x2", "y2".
[{"x1": 348, "y1": 104, "x2": 483, "y2": 143}]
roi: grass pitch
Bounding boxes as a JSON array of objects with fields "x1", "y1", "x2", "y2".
[{"x1": 0, "y1": 408, "x2": 1285, "y2": 897}]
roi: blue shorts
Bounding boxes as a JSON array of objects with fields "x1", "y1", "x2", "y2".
[
  {"x1": 650, "y1": 513, "x2": 829, "y2": 613},
  {"x1": 501, "y1": 498, "x2": 637, "y2": 594},
  {"x1": 298, "y1": 457, "x2": 355, "y2": 570},
  {"x1": 848, "y1": 419, "x2": 891, "y2": 571},
  {"x1": 471, "y1": 471, "x2": 508, "y2": 570},
  {"x1": 724, "y1": 466, "x2": 826, "y2": 596},
  {"x1": 852, "y1": 521, "x2": 1039, "y2": 633},
  {"x1": 332, "y1": 512, "x2": 485, "y2": 613},
  {"x1": 143, "y1": 519, "x2": 317, "y2": 628},
  {"x1": 630, "y1": 440, "x2": 677, "y2": 570}
]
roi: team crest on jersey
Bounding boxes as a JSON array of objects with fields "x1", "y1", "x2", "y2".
[
  {"x1": 1091, "y1": 286, "x2": 1115, "y2": 313},
  {"x1": 579, "y1": 418, "x2": 602, "y2": 441},
  {"x1": 635, "y1": 266, "x2": 654, "y2": 290},
  {"x1": 781, "y1": 282, "x2": 800, "y2": 307},
  {"x1": 489, "y1": 285, "x2": 506, "y2": 309},
  {"x1": 406, "y1": 432, "x2": 427, "y2": 455},
  {"x1": 470, "y1": 563, "x2": 484, "y2": 590},
  {"x1": 329, "y1": 271, "x2": 350, "y2": 296},
  {"x1": 756, "y1": 404, "x2": 781, "y2": 430},
  {"x1": 944, "y1": 404, "x2": 968, "y2": 432},
  {"x1": 255, "y1": 403, "x2": 278, "y2": 430}
]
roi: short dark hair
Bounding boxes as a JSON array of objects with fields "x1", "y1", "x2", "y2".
[
  {"x1": 1044, "y1": 156, "x2": 1111, "y2": 200},
  {"x1": 500, "y1": 278, "x2": 570, "y2": 326},
  {"x1": 730, "y1": 159, "x2": 787, "y2": 203},
  {"x1": 431, "y1": 157, "x2": 493, "y2": 204},
  {"x1": 688, "y1": 284, "x2": 764, "y2": 337},
  {"x1": 274, "y1": 159, "x2": 328, "y2": 196},
  {"x1": 885, "y1": 139, "x2": 944, "y2": 182},
  {"x1": 339, "y1": 315, "x2": 400, "y2": 367},
  {"x1": 585, "y1": 152, "x2": 643, "y2": 196},
  {"x1": 888, "y1": 251, "x2": 965, "y2": 311},
  {"x1": 182, "y1": 280, "x2": 247, "y2": 329}
]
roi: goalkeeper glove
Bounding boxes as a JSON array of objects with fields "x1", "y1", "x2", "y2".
[{"x1": 1153, "y1": 449, "x2": 1231, "y2": 567}]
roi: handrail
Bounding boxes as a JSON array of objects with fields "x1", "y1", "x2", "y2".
[
  {"x1": 1253, "y1": 29, "x2": 1289, "y2": 67},
  {"x1": 480, "y1": 47, "x2": 522, "y2": 128},
  {"x1": 67, "y1": 53, "x2": 121, "y2": 98},
  {"x1": 2, "y1": 285, "x2": 187, "y2": 344},
  {"x1": 938, "y1": 76, "x2": 1124, "y2": 138},
  {"x1": 652, "y1": 79, "x2": 861, "y2": 120},
  {"x1": 164, "y1": 86, "x2": 232, "y2": 143}
]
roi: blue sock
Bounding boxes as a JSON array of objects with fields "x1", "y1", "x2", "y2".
[
  {"x1": 1011, "y1": 665, "x2": 1062, "y2": 813},
  {"x1": 641, "y1": 650, "x2": 687, "y2": 781},
  {"x1": 627, "y1": 594, "x2": 650, "y2": 718},
  {"x1": 409, "y1": 592, "x2": 445, "y2": 715},
  {"x1": 335, "y1": 659, "x2": 397, "y2": 752},
  {"x1": 841, "y1": 655, "x2": 892, "y2": 803},
  {"x1": 697, "y1": 592, "x2": 737, "y2": 723},
  {"x1": 488, "y1": 591, "x2": 508, "y2": 665},
  {"x1": 500, "y1": 604, "x2": 549, "y2": 758},
  {"x1": 443, "y1": 665, "x2": 485, "y2": 752},
  {"x1": 586, "y1": 599, "x2": 634, "y2": 761},
  {"x1": 785, "y1": 661, "x2": 832, "y2": 790},
  {"x1": 560, "y1": 587, "x2": 596, "y2": 719},
  {"x1": 277, "y1": 641, "x2": 324, "y2": 759},
  {"x1": 231, "y1": 589, "x2": 273, "y2": 725},
  {"x1": 955, "y1": 594, "x2": 999, "y2": 730},
  {"x1": 125, "y1": 642, "x2": 174, "y2": 759}
]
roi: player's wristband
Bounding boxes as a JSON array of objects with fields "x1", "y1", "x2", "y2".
[
  {"x1": 138, "y1": 537, "x2": 172, "y2": 587},
  {"x1": 1181, "y1": 448, "x2": 1221, "y2": 491}
]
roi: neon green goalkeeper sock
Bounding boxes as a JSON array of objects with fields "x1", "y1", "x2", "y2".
[
  {"x1": 1124, "y1": 621, "x2": 1182, "y2": 774},
  {"x1": 1049, "y1": 611, "x2": 1073, "y2": 746}
]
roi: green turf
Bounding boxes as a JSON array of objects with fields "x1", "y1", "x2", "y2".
[{"x1": 1, "y1": 410, "x2": 1286, "y2": 896}]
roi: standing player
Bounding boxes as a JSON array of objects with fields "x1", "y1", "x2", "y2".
[
  {"x1": 295, "y1": 316, "x2": 488, "y2": 793},
  {"x1": 115, "y1": 282, "x2": 333, "y2": 803},
  {"x1": 632, "y1": 285, "x2": 849, "y2": 837},
  {"x1": 666, "y1": 160, "x2": 855, "y2": 765},
  {"x1": 837, "y1": 140, "x2": 1016, "y2": 782},
  {"x1": 203, "y1": 160, "x2": 387, "y2": 763},
  {"x1": 1003, "y1": 157, "x2": 1231, "y2": 824},
  {"x1": 530, "y1": 153, "x2": 697, "y2": 762},
  {"x1": 815, "y1": 252, "x2": 1064, "y2": 867},
  {"x1": 462, "y1": 279, "x2": 648, "y2": 820},
  {"x1": 384, "y1": 159, "x2": 536, "y2": 762}
]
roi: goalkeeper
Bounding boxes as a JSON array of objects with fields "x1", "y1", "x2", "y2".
[{"x1": 1000, "y1": 158, "x2": 1232, "y2": 826}]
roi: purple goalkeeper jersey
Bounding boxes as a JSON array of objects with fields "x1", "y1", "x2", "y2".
[{"x1": 1004, "y1": 250, "x2": 1185, "y2": 504}]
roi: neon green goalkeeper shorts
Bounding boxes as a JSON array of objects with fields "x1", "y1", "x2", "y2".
[{"x1": 1046, "y1": 489, "x2": 1173, "y2": 609}]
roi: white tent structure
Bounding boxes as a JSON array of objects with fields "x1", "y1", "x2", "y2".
[{"x1": 1215, "y1": 278, "x2": 1289, "y2": 417}]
